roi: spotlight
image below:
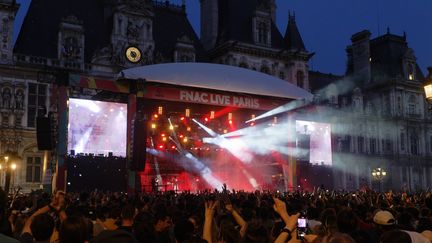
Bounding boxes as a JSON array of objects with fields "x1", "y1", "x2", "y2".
[
  {"x1": 187, "y1": 127, "x2": 191, "y2": 131},
  {"x1": 153, "y1": 114, "x2": 159, "y2": 119},
  {"x1": 158, "y1": 106, "x2": 163, "y2": 115},
  {"x1": 183, "y1": 137, "x2": 188, "y2": 143},
  {"x1": 228, "y1": 113, "x2": 233, "y2": 120},
  {"x1": 204, "y1": 117, "x2": 209, "y2": 122},
  {"x1": 228, "y1": 120, "x2": 233, "y2": 125},
  {"x1": 210, "y1": 111, "x2": 215, "y2": 119},
  {"x1": 171, "y1": 145, "x2": 176, "y2": 149},
  {"x1": 180, "y1": 116, "x2": 185, "y2": 121},
  {"x1": 169, "y1": 125, "x2": 174, "y2": 130},
  {"x1": 151, "y1": 123, "x2": 156, "y2": 129},
  {"x1": 162, "y1": 137, "x2": 167, "y2": 142},
  {"x1": 179, "y1": 134, "x2": 184, "y2": 138},
  {"x1": 250, "y1": 122, "x2": 255, "y2": 126},
  {"x1": 158, "y1": 145, "x2": 164, "y2": 149},
  {"x1": 185, "y1": 108, "x2": 190, "y2": 117},
  {"x1": 161, "y1": 133, "x2": 166, "y2": 137}
]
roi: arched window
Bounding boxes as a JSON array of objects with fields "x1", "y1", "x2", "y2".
[
  {"x1": 296, "y1": 70, "x2": 304, "y2": 88},
  {"x1": 408, "y1": 63, "x2": 415, "y2": 80},
  {"x1": 258, "y1": 22, "x2": 268, "y2": 44}
]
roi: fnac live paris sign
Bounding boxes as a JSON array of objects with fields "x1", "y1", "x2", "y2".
[{"x1": 144, "y1": 85, "x2": 285, "y2": 110}]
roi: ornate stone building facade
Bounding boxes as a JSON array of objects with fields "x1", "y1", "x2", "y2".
[
  {"x1": 0, "y1": 0, "x2": 430, "y2": 192},
  {"x1": 310, "y1": 30, "x2": 430, "y2": 191},
  {"x1": 0, "y1": 0, "x2": 206, "y2": 192},
  {"x1": 200, "y1": 0, "x2": 313, "y2": 90},
  {"x1": 0, "y1": 0, "x2": 315, "y2": 192}
]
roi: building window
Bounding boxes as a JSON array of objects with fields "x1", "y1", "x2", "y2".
[
  {"x1": 296, "y1": 71, "x2": 304, "y2": 88},
  {"x1": 397, "y1": 96, "x2": 402, "y2": 112},
  {"x1": 408, "y1": 63, "x2": 415, "y2": 80},
  {"x1": 179, "y1": 55, "x2": 190, "y2": 62},
  {"x1": 410, "y1": 134, "x2": 418, "y2": 155},
  {"x1": 370, "y1": 138, "x2": 376, "y2": 154},
  {"x1": 385, "y1": 139, "x2": 392, "y2": 152},
  {"x1": 430, "y1": 136, "x2": 432, "y2": 152},
  {"x1": 26, "y1": 156, "x2": 42, "y2": 183},
  {"x1": 260, "y1": 66, "x2": 270, "y2": 74},
  {"x1": 257, "y1": 22, "x2": 268, "y2": 45},
  {"x1": 401, "y1": 133, "x2": 405, "y2": 150},
  {"x1": 239, "y1": 62, "x2": 248, "y2": 68},
  {"x1": 330, "y1": 95, "x2": 337, "y2": 104},
  {"x1": 408, "y1": 95, "x2": 416, "y2": 115},
  {"x1": 279, "y1": 71, "x2": 285, "y2": 80},
  {"x1": 408, "y1": 104, "x2": 415, "y2": 115},
  {"x1": 342, "y1": 136, "x2": 351, "y2": 152},
  {"x1": 27, "y1": 83, "x2": 47, "y2": 128},
  {"x1": 357, "y1": 136, "x2": 364, "y2": 153}
]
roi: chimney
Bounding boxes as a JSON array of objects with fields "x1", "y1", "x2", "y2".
[
  {"x1": 200, "y1": 0, "x2": 219, "y2": 50},
  {"x1": 350, "y1": 30, "x2": 371, "y2": 83}
]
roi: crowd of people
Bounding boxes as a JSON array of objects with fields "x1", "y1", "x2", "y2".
[{"x1": 1, "y1": 187, "x2": 432, "y2": 243}]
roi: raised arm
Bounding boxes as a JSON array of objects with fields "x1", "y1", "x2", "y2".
[
  {"x1": 203, "y1": 200, "x2": 217, "y2": 243},
  {"x1": 273, "y1": 197, "x2": 300, "y2": 243},
  {"x1": 225, "y1": 202, "x2": 247, "y2": 237}
]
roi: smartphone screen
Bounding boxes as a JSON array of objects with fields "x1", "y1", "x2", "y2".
[{"x1": 297, "y1": 218, "x2": 308, "y2": 239}]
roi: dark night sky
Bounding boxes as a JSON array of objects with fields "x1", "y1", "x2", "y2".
[{"x1": 14, "y1": 0, "x2": 432, "y2": 75}]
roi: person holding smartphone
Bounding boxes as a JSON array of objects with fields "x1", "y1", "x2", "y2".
[
  {"x1": 273, "y1": 197, "x2": 320, "y2": 243},
  {"x1": 273, "y1": 197, "x2": 299, "y2": 243}
]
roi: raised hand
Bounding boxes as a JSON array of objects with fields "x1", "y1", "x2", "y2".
[
  {"x1": 273, "y1": 197, "x2": 288, "y2": 216},
  {"x1": 204, "y1": 200, "x2": 217, "y2": 219}
]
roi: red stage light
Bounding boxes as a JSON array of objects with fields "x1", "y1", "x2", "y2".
[
  {"x1": 171, "y1": 145, "x2": 176, "y2": 149},
  {"x1": 161, "y1": 133, "x2": 166, "y2": 137},
  {"x1": 228, "y1": 120, "x2": 233, "y2": 125},
  {"x1": 204, "y1": 117, "x2": 209, "y2": 122},
  {"x1": 153, "y1": 114, "x2": 159, "y2": 119},
  {"x1": 180, "y1": 117, "x2": 185, "y2": 121},
  {"x1": 158, "y1": 145, "x2": 164, "y2": 149},
  {"x1": 179, "y1": 134, "x2": 184, "y2": 138}
]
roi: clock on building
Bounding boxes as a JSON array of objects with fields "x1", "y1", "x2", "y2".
[{"x1": 125, "y1": 46, "x2": 142, "y2": 63}]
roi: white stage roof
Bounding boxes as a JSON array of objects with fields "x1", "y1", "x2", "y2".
[{"x1": 118, "y1": 63, "x2": 313, "y2": 100}]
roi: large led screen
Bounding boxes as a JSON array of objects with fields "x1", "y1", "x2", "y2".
[
  {"x1": 68, "y1": 98, "x2": 127, "y2": 157},
  {"x1": 296, "y1": 120, "x2": 332, "y2": 166}
]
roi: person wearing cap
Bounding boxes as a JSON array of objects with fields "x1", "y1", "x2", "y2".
[
  {"x1": 372, "y1": 210, "x2": 398, "y2": 242},
  {"x1": 373, "y1": 210, "x2": 397, "y2": 226}
]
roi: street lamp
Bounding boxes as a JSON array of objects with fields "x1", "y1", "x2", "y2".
[
  {"x1": 11, "y1": 163, "x2": 17, "y2": 190},
  {"x1": 1, "y1": 153, "x2": 21, "y2": 193},
  {"x1": 423, "y1": 67, "x2": 432, "y2": 106},
  {"x1": 372, "y1": 167, "x2": 387, "y2": 192}
]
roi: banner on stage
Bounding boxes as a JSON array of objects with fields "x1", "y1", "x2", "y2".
[{"x1": 144, "y1": 85, "x2": 285, "y2": 110}]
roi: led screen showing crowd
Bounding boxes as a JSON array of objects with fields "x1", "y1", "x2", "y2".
[{"x1": 67, "y1": 98, "x2": 127, "y2": 157}]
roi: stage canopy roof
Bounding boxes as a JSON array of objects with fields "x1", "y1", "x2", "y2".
[{"x1": 118, "y1": 63, "x2": 313, "y2": 100}]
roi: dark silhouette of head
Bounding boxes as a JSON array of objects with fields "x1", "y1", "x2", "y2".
[{"x1": 30, "y1": 213, "x2": 55, "y2": 241}]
